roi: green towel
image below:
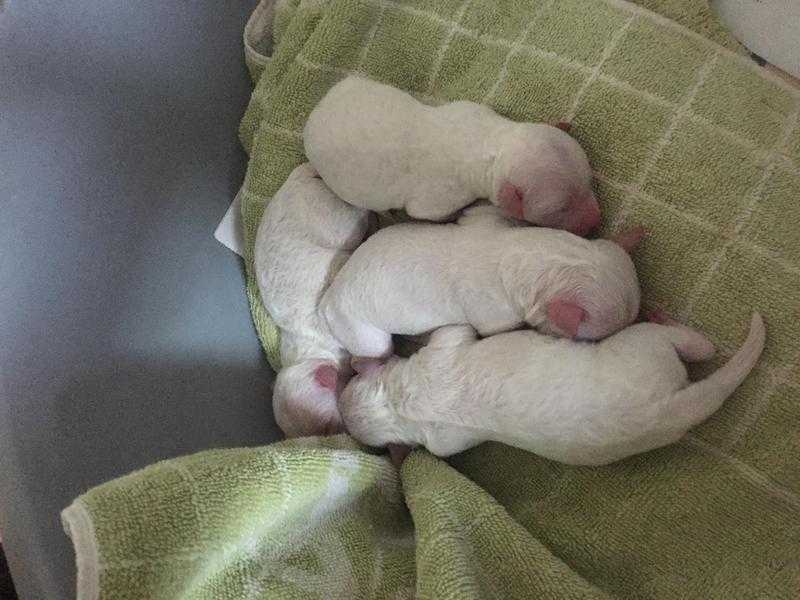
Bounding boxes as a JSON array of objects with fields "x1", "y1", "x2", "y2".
[
  {"x1": 63, "y1": 0, "x2": 800, "y2": 598},
  {"x1": 63, "y1": 436, "x2": 416, "y2": 599}
]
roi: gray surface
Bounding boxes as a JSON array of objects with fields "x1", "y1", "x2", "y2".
[{"x1": 0, "y1": 1, "x2": 280, "y2": 598}]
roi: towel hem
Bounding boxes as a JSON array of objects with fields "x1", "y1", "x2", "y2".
[
  {"x1": 244, "y1": 0, "x2": 280, "y2": 68},
  {"x1": 62, "y1": 500, "x2": 100, "y2": 600}
]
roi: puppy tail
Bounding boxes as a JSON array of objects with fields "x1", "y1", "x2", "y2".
[{"x1": 666, "y1": 313, "x2": 765, "y2": 430}]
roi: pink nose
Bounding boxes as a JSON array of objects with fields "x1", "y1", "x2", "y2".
[{"x1": 570, "y1": 198, "x2": 602, "y2": 237}]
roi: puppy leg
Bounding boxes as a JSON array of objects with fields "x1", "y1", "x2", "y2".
[
  {"x1": 323, "y1": 301, "x2": 394, "y2": 358},
  {"x1": 424, "y1": 424, "x2": 481, "y2": 456},
  {"x1": 457, "y1": 203, "x2": 515, "y2": 229},
  {"x1": 334, "y1": 319, "x2": 393, "y2": 358},
  {"x1": 405, "y1": 183, "x2": 471, "y2": 222},
  {"x1": 648, "y1": 310, "x2": 715, "y2": 362},
  {"x1": 427, "y1": 325, "x2": 478, "y2": 348}
]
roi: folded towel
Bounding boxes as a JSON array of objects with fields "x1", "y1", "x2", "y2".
[
  {"x1": 64, "y1": 1, "x2": 800, "y2": 598},
  {"x1": 63, "y1": 436, "x2": 417, "y2": 599}
]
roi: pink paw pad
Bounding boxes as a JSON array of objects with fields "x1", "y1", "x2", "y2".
[
  {"x1": 611, "y1": 226, "x2": 648, "y2": 253},
  {"x1": 646, "y1": 309, "x2": 671, "y2": 325}
]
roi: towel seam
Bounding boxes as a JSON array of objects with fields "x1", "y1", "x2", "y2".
[
  {"x1": 372, "y1": 0, "x2": 799, "y2": 97},
  {"x1": 564, "y1": 12, "x2": 637, "y2": 123},
  {"x1": 356, "y1": 0, "x2": 388, "y2": 70},
  {"x1": 611, "y1": 50, "x2": 721, "y2": 232},
  {"x1": 425, "y1": 0, "x2": 475, "y2": 96},
  {"x1": 683, "y1": 434, "x2": 800, "y2": 511},
  {"x1": 680, "y1": 105, "x2": 800, "y2": 320},
  {"x1": 725, "y1": 361, "x2": 798, "y2": 448},
  {"x1": 480, "y1": 0, "x2": 557, "y2": 106},
  {"x1": 595, "y1": 172, "x2": 800, "y2": 285}
]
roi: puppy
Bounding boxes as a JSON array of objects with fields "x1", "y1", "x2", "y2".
[
  {"x1": 320, "y1": 204, "x2": 643, "y2": 358},
  {"x1": 339, "y1": 313, "x2": 765, "y2": 465},
  {"x1": 304, "y1": 76, "x2": 600, "y2": 235},
  {"x1": 254, "y1": 163, "x2": 371, "y2": 437}
]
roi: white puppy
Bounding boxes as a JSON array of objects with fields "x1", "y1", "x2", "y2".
[
  {"x1": 304, "y1": 76, "x2": 601, "y2": 235},
  {"x1": 339, "y1": 313, "x2": 765, "y2": 465},
  {"x1": 254, "y1": 163, "x2": 371, "y2": 437},
  {"x1": 320, "y1": 204, "x2": 643, "y2": 358}
]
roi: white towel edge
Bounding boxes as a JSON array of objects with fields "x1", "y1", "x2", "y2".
[
  {"x1": 61, "y1": 500, "x2": 100, "y2": 600},
  {"x1": 214, "y1": 186, "x2": 246, "y2": 257}
]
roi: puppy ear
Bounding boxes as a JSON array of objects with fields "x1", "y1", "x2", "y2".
[
  {"x1": 547, "y1": 298, "x2": 586, "y2": 338},
  {"x1": 351, "y1": 357, "x2": 384, "y2": 376},
  {"x1": 497, "y1": 182, "x2": 525, "y2": 220},
  {"x1": 611, "y1": 226, "x2": 648, "y2": 253},
  {"x1": 313, "y1": 364, "x2": 339, "y2": 391},
  {"x1": 555, "y1": 121, "x2": 572, "y2": 133}
]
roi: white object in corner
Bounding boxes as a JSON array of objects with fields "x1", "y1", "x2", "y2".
[
  {"x1": 711, "y1": 0, "x2": 800, "y2": 78},
  {"x1": 214, "y1": 188, "x2": 247, "y2": 257}
]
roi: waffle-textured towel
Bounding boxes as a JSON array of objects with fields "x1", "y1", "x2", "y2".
[{"x1": 64, "y1": 0, "x2": 800, "y2": 598}]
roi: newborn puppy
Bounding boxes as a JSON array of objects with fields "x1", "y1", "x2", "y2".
[
  {"x1": 320, "y1": 204, "x2": 643, "y2": 358},
  {"x1": 339, "y1": 313, "x2": 765, "y2": 465},
  {"x1": 304, "y1": 76, "x2": 600, "y2": 235},
  {"x1": 254, "y1": 163, "x2": 371, "y2": 437}
]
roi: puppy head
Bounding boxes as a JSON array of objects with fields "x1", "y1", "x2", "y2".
[
  {"x1": 273, "y1": 360, "x2": 346, "y2": 438},
  {"x1": 526, "y1": 229, "x2": 645, "y2": 340},
  {"x1": 338, "y1": 358, "x2": 406, "y2": 448},
  {"x1": 493, "y1": 124, "x2": 600, "y2": 237}
]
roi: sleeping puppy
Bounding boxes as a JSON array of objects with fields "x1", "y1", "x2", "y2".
[
  {"x1": 339, "y1": 313, "x2": 765, "y2": 466},
  {"x1": 304, "y1": 76, "x2": 600, "y2": 235},
  {"x1": 320, "y1": 204, "x2": 643, "y2": 359},
  {"x1": 254, "y1": 163, "x2": 371, "y2": 437}
]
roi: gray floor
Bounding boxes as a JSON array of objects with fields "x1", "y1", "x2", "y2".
[{"x1": 0, "y1": 2, "x2": 281, "y2": 598}]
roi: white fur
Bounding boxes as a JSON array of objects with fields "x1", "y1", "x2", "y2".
[
  {"x1": 339, "y1": 314, "x2": 765, "y2": 465},
  {"x1": 304, "y1": 76, "x2": 600, "y2": 235},
  {"x1": 320, "y1": 204, "x2": 640, "y2": 358},
  {"x1": 254, "y1": 163, "x2": 371, "y2": 437}
]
